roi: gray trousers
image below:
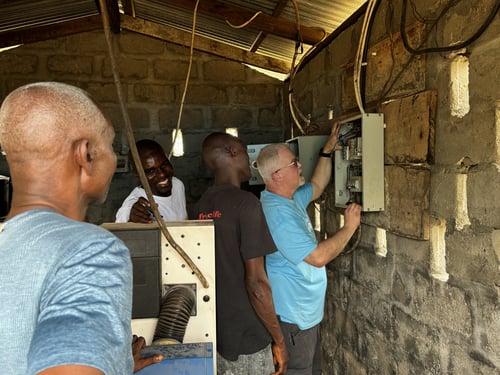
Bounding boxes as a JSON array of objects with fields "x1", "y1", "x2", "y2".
[
  {"x1": 279, "y1": 320, "x2": 322, "y2": 375},
  {"x1": 217, "y1": 343, "x2": 274, "y2": 375}
]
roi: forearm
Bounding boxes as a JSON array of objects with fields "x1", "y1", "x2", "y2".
[
  {"x1": 306, "y1": 225, "x2": 358, "y2": 267},
  {"x1": 247, "y1": 278, "x2": 285, "y2": 345},
  {"x1": 310, "y1": 121, "x2": 341, "y2": 200}
]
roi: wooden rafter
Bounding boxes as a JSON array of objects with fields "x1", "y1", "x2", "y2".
[
  {"x1": 250, "y1": 0, "x2": 290, "y2": 52},
  {"x1": 121, "y1": 15, "x2": 291, "y2": 73},
  {"x1": 164, "y1": 0, "x2": 327, "y2": 45},
  {"x1": 0, "y1": 15, "x2": 103, "y2": 49},
  {"x1": 96, "y1": 0, "x2": 121, "y2": 33}
]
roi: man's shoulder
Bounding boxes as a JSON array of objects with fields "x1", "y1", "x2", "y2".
[
  {"x1": 219, "y1": 185, "x2": 259, "y2": 201},
  {"x1": 172, "y1": 176, "x2": 185, "y2": 187},
  {"x1": 10, "y1": 209, "x2": 77, "y2": 228}
]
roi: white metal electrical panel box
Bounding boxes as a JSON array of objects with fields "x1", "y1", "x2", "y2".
[
  {"x1": 247, "y1": 144, "x2": 269, "y2": 185},
  {"x1": 286, "y1": 135, "x2": 328, "y2": 183},
  {"x1": 334, "y1": 113, "x2": 385, "y2": 211}
]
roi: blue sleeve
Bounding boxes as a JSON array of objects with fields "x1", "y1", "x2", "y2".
[{"x1": 27, "y1": 234, "x2": 133, "y2": 375}]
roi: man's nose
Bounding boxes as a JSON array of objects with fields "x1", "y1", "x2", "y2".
[{"x1": 155, "y1": 167, "x2": 167, "y2": 179}]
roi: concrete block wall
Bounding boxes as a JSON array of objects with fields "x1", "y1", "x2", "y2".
[
  {"x1": 0, "y1": 30, "x2": 285, "y2": 222},
  {"x1": 290, "y1": 0, "x2": 500, "y2": 373}
]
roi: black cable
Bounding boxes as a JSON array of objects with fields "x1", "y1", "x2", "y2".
[
  {"x1": 340, "y1": 225, "x2": 362, "y2": 256},
  {"x1": 338, "y1": 127, "x2": 361, "y2": 145},
  {"x1": 401, "y1": 0, "x2": 500, "y2": 54}
]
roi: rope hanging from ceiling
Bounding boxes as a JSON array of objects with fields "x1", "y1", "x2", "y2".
[{"x1": 98, "y1": 0, "x2": 209, "y2": 289}]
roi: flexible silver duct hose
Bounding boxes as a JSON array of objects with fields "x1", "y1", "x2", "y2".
[{"x1": 152, "y1": 286, "x2": 196, "y2": 345}]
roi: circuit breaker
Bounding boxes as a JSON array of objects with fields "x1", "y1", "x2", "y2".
[{"x1": 334, "y1": 113, "x2": 384, "y2": 212}]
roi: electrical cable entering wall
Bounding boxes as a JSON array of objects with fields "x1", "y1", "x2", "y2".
[
  {"x1": 401, "y1": 0, "x2": 500, "y2": 55},
  {"x1": 354, "y1": 0, "x2": 379, "y2": 115}
]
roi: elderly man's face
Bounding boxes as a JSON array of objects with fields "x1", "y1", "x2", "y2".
[
  {"x1": 139, "y1": 148, "x2": 174, "y2": 197},
  {"x1": 274, "y1": 148, "x2": 303, "y2": 188}
]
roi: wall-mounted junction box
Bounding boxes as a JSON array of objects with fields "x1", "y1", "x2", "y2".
[{"x1": 334, "y1": 113, "x2": 385, "y2": 212}]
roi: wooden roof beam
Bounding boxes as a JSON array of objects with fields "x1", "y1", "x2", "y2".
[
  {"x1": 0, "y1": 15, "x2": 103, "y2": 49},
  {"x1": 165, "y1": 0, "x2": 327, "y2": 45},
  {"x1": 96, "y1": 0, "x2": 121, "y2": 33},
  {"x1": 121, "y1": 15, "x2": 291, "y2": 74},
  {"x1": 250, "y1": 0, "x2": 290, "y2": 52}
]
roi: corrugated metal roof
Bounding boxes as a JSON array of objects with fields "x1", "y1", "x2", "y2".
[
  {"x1": 128, "y1": 0, "x2": 365, "y2": 61},
  {"x1": 0, "y1": 0, "x2": 366, "y2": 68},
  {"x1": 0, "y1": 0, "x2": 98, "y2": 33}
]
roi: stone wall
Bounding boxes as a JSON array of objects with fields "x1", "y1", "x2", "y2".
[
  {"x1": 290, "y1": 0, "x2": 499, "y2": 373},
  {"x1": 0, "y1": 30, "x2": 285, "y2": 222}
]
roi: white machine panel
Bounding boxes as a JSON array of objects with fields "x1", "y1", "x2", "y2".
[
  {"x1": 159, "y1": 221, "x2": 216, "y2": 346},
  {"x1": 103, "y1": 221, "x2": 216, "y2": 374}
]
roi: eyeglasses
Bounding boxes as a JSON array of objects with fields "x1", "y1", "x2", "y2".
[{"x1": 273, "y1": 158, "x2": 300, "y2": 174}]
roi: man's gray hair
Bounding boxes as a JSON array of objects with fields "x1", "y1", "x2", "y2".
[
  {"x1": 0, "y1": 82, "x2": 106, "y2": 162},
  {"x1": 255, "y1": 143, "x2": 290, "y2": 183}
]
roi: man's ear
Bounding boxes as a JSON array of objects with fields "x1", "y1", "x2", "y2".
[
  {"x1": 75, "y1": 139, "x2": 92, "y2": 175},
  {"x1": 270, "y1": 171, "x2": 281, "y2": 182},
  {"x1": 227, "y1": 145, "x2": 240, "y2": 157}
]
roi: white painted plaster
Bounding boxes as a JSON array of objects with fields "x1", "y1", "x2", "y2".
[{"x1": 430, "y1": 217, "x2": 449, "y2": 282}]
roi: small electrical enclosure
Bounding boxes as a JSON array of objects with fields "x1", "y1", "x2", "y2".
[
  {"x1": 286, "y1": 135, "x2": 328, "y2": 182},
  {"x1": 334, "y1": 113, "x2": 384, "y2": 212},
  {"x1": 247, "y1": 144, "x2": 270, "y2": 185}
]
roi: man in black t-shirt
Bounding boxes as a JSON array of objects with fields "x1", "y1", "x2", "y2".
[{"x1": 191, "y1": 132, "x2": 288, "y2": 375}]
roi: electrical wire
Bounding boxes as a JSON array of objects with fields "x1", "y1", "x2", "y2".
[
  {"x1": 353, "y1": 0, "x2": 379, "y2": 115},
  {"x1": 287, "y1": 0, "x2": 327, "y2": 137},
  {"x1": 359, "y1": 0, "x2": 381, "y2": 108},
  {"x1": 291, "y1": 0, "x2": 303, "y2": 46},
  {"x1": 225, "y1": 11, "x2": 262, "y2": 29},
  {"x1": 408, "y1": 0, "x2": 437, "y2": 24},
  {"x1": 288, "y1": 42, "x2": 307, "y2": 136},
  {"x1": 288, "y1": 0, "x2": 307, "y2": 136},
  {"x1": 170, "y1": 0, "x2": 200, "y2": 159},
  {"x1": 340, "y1": 225, "x2": 362, "y2": 256},
  {"x1": 401, "y1": 0, "x2": 500, "y2": 54}
]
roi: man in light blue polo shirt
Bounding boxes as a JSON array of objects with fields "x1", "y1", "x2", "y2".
[
  {"x1": 256, "y1": 122, "x2": 361, "y2": 374},
  {"x1": 0, "y1": 82, "x2": 135, "y2": 375}
]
